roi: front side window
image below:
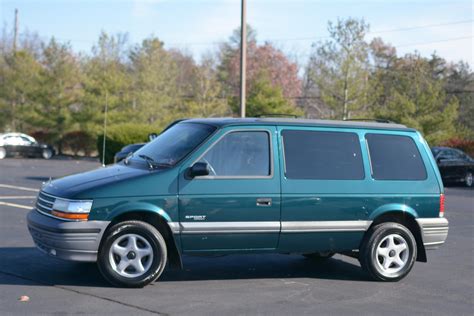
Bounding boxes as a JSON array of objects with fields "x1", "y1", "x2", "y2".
[
  {"x1": 198, "y1": 131, "x2": 271, "y2": 177},
  {"x1": 282, "y1": 130, "x2": 364, "y2": 180},
  {"x1": 366, "y1": 133, "x2": 427, "y2": 180},
  {"x1": 4, "y1": 136, "x2": 23, "y2": 145}
]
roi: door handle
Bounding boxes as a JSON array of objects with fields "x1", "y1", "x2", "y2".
[{"x1": 256, "y1": 198, "x2": 272, "y2": 207}]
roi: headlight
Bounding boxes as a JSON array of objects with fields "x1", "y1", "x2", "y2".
[{"x1": 52, "y1": 198, "x2": 93, "y2": 221}]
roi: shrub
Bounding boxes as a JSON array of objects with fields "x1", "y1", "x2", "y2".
[
  {"x1": 442, "y1": 138, "x2": 474, "y2": 157},
  {"x1": 62, "y1": 131, "x2": 96, "y2": 156},
  {"x1": 97, "y1": 123, "x2": 160, "y2": 164},
  {"x1": 30, "y1": 130, "x2": 55, "y2": 145}
]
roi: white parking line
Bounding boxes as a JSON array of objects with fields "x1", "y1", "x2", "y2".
[
  {"x1": 0, "y1": 184, "x2": 39, "y2": 192},
  {"x1": 0, "y1": 196, "x2": 36, "y2": 199},
  {"x1": 0, "y1": 201, "x2": 32, "y2": 210}
]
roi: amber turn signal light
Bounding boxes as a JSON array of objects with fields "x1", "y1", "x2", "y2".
[{"x1": 51, "y1": 210, "x2": 89, "y2": 221}]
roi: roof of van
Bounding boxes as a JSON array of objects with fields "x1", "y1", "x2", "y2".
[{"x1": 183, "y1": 117, "x2": 414, "y2": 131}]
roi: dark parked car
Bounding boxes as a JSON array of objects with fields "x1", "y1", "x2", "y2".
[
  {"x1": 114, "y1": 143, "x2": 145, "y2": 163},
  {"x1": 431, "y1": 146, "x2": 474, "y2": 187},
  {"x1": 0, "y1": 133, "x2": 55, "y2": 160},
  {"x1": 112, "y1": 122, "x2": 183, "y2": 163}
]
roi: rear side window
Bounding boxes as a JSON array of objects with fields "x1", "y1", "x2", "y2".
[
  {"x1": 365, "y1": 134, "x2": 427, "y2": 180},
  {"x1": 282, "y1": 130, "x2": 364, "y2": 180}
]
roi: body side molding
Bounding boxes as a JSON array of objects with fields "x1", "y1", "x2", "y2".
[{"x1": 170, "y1": 220, "x2": 373, "y2": 234}]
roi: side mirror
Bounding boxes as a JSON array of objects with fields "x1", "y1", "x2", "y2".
[
  {"x1": 437, "y1": 157, "x2": 446, "y2": 163},
  {"x1": 148, "y1": 133, "x2": 158, "y2": 142},
  {"x1": 189, "y1": 162, "x2": 210, "y2": 178}
]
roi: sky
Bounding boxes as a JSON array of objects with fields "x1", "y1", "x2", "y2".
[{"x1": 0, "y1": 0, "x2": 473, "y2": 67}]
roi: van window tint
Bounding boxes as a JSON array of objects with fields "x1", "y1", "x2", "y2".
[
  {"x1": 198, "y1": 131, "x2": 270, "y2": 177},
  {"x1": 366, "y1": 134, "x2": 427, "y2": 180},
  {"x1": 282, "y1": 130, "x2": 364, "y2": 180}
]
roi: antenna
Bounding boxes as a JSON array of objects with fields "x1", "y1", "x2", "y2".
[{"x1": 101, "y1": 91, "x2": 108, "y2": 167}]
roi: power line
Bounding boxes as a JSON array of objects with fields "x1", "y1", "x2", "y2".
[
  {"x1": 262, "y1": 19, "x2": 473, "y2": 43},
  {"x1": 395, "y1": 35, "x2": 474, "y2": 48},
  {"x1": 297, "y1": 35, "x2": 473, "y2": 58},
  {"x1": 16, "y1": 19, "x2": 473, "y2": 47},
  {"x1": 371, "y1": 19, "x2": 473, "y2": 35}
]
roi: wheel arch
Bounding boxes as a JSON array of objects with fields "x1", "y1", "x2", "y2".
[
  {"x1": 102, "y1": 209, "x2": 182, "y2": 269},
  {"x1": 368, "y1": 210, "x2": 427, "y2": 262}
]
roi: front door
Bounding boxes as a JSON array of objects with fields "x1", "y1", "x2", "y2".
[{"x1": 178, "y1": 126, "x2": 281, "y2": 253}]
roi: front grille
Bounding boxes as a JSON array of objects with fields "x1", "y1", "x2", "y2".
[{"x1": 36, "y1": 191, "x2": 56, "y2": 216}]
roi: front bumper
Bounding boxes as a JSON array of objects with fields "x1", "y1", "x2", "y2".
[
  {"x1": 27, "y1": 210, "x2": 110, "y2": 262},
  {"x1": 416, "y1": 217, "x2": 449, "y2": 250}
]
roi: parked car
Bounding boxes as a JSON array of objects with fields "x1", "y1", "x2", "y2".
[
  {"x1": 431, "y1": 146, "x2": 474, "y2": 187},
  {"x1": 114, "y1": 143, "x2": 145, "y2": 163},
  {"x1": 27, "y1": 118, "x2": 448, "y2": 287},
  {"x1": 0, "y1": 133, "x2": 55, "y2": 160}
]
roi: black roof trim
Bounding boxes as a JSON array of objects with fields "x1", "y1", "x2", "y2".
[{"x1": 181, "y1": 117, "x2": 415, "y2": 132}]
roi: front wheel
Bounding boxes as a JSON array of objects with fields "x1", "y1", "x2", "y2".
[
  {"x1": 359, "y1": 222, "x2": 416, "y2": 282},
  {"x1": 98, "y1": 220, "x2": 167, "y2": 288},
  {"x1": 42, "y1": 148, "x2": 53, "y2": 159}
]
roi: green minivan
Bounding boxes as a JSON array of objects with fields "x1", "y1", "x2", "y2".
[{"x1": 27, "y1": 118, "x2": 449, "y2": 287}]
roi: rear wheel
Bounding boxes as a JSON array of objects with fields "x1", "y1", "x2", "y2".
[
  {"x1": 98, "y1": 220, "x2": 167, "y2": 288},
  {"x1": 359, "y1": 222, "x2": 416, "y2": 282},
  {"x1": 0, "y1": 147, "x2": 6, "y2": 159},
  {"x1": 303, "y1": 252, "x2": 335, "y2": 260},
  {"x1": 465, "y1": 172, "x2": 473, "y2": 187}
]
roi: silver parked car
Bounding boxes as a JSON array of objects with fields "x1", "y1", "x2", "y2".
[{"x1": 0, "y1": 133, "x2": 55, "y2": 160}]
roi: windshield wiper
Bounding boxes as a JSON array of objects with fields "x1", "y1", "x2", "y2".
[
  {"x1": 138, "y1": 154, "x2": 158, "y2": 169},
  {"x1": 154, "y1": 162, "x2": 173, "y2": 168}
]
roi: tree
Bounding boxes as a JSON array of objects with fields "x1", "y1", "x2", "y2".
[
  {"x1": 305, "y1": 18, "x2": 370, "y2": 119},
  {"x1": 230, "y1": 74, "x2": 303, "y2": 117},
  {"x1": 129, "y1": 37, "x2": 180, "y2": 126},
  {"x1": 183, "y1": 55, "x2": 230, "y2": 117},
  {"x1": 369, "y1": 53, "x2": 459, "y2": 145},
  {"x1": 0, "y1": 50, "x2": 42, "y2": 132},
  {"x1": 444, "y1": 62, "x2": 474, "y2": 137},
  {"x1": 32, "y1": 38, "x2": 83, "y2": 153},
  {"x1": 218, "y1": 25, "x2": 302, "y2": 113},
  {"x1": 80, "y1": 32, "x2": 132, "y2": 135}
]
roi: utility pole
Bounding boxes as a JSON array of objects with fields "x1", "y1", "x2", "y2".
[
  {"x1": 239, "y1": 0, "x2": 247, "y2": 118},
  {"x1": 13, "y1": 8, "x2": 19, "y2": 52}
]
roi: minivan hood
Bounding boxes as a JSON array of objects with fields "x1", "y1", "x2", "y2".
[{"x1": 41, "y1": 164, "x2": 150, "y2": 199}]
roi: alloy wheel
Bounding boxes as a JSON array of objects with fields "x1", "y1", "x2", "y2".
[
  {"x1": 375, "y1": 234, "x2": 409, "y2": 275},
  {"x1": 109, "y1": 233, "x2": 154, "y2": 278}
]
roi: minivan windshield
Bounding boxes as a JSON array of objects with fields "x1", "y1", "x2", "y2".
[{"x1": 131, "y1": 122, "x2": 216, "y2": 168}]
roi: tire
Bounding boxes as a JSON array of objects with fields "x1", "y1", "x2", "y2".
[
  {"x1": 0, "y1": 147, "x2": 6, "y2": 159},
  {"x1": 98, "y1": 220, "x2": 167, "y2": 288},
  {"x1": 303, "y1": 252, "x2": 335, "y2": 260},
  {"x1": 359, "y1": 222, "x2": 417, "y2": 282},
  {"x1": 465, "y1": 172, "x2": 473, "y2": 188},
  {"x1": 42, "y1": 148, "x2": 53, "y2": 159}
]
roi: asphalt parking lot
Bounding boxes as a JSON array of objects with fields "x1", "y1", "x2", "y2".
[{"x1": 0, "y1": 158, "x2": 473, "y2": 315}]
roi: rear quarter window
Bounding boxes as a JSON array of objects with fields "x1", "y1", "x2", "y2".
[{"x1": 365, "y1": 133, "x2": 427, "y2": 180}]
